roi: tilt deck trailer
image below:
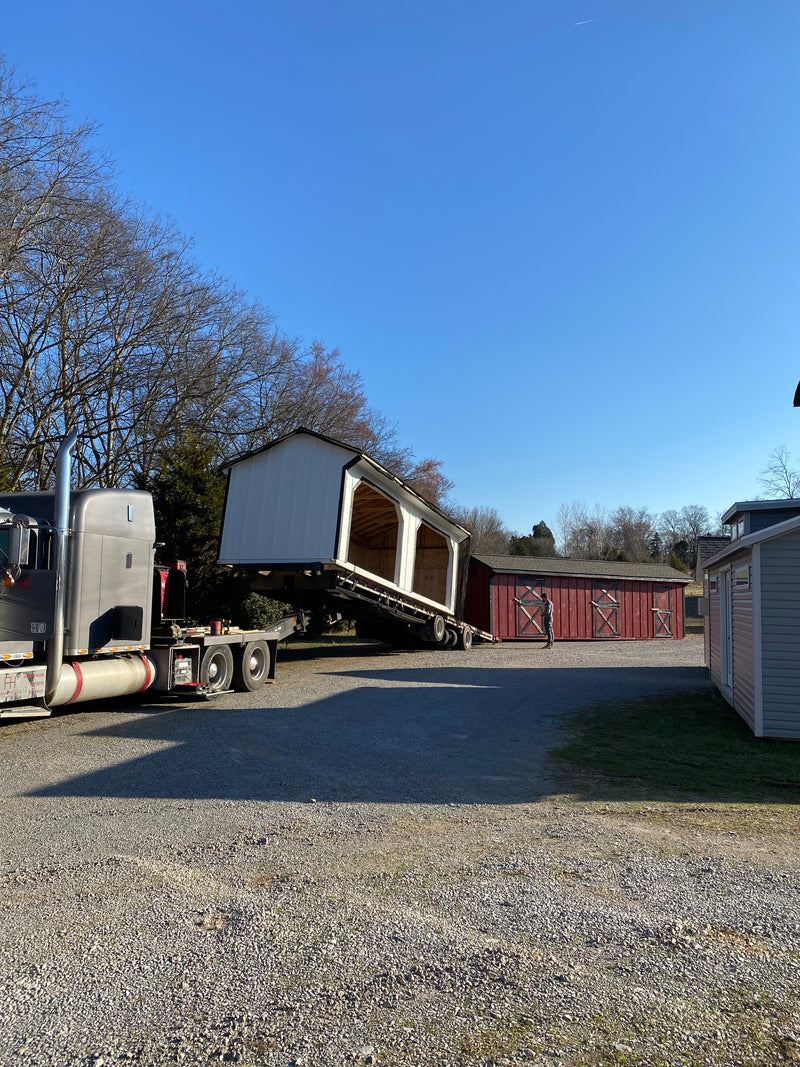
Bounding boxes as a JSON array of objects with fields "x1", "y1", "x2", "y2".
[{"x1": 0, "y1": 432, "x2": 307, "y2": 719}]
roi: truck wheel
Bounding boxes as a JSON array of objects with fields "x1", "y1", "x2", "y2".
[
  {"x1": 200, "y1": 644, "x2": 234, "y2": 694},
  {"x1": 443, "y1": 628, "x2": 458, "y2": 648},
  {"x1": 233, "y1": 641, "x2": 270, "y2": 692},
  {"x1": 457, "y1": 627, "x2": 473, "y2": 651},
  {"x1": 426, "y1": 614, "x2": 446, "y2": 643}
]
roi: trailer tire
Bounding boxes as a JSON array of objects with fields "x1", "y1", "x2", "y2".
[
  {"x1": 457, "y1": 626, "x2": 473, "y2": 651},
  {"x1": 200, "y1": 644, "x2": 234, "y2": 694},
  {"x1": 233, "y1": 640, "x2": 270, "y2": 692},
  {"x1": 443, "y1": 627, "x2": 458, "y2": 648},
  {"x1": 426, "y1": 614, "x2": 446, "y2": 643}
]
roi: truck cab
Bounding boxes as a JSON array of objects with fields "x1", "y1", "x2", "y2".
[{"x1": 0, "y1": 490, "x2": 157, "y2": 661}]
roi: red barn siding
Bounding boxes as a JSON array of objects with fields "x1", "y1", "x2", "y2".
[
  {"x1": 464, "y1": 566, "x2": 686, "y2": 641},
  {"x1": 463, "y1": 558, "x2": 493, "y2": 632}
]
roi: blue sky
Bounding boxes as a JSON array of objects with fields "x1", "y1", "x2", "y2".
[{"x1": 3, "y1": 1, "x2": 799, "y2": 537}]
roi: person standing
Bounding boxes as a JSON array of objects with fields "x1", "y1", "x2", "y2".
[{"x1": 542, "y1": 591, "x2": 555, "y2": 648}]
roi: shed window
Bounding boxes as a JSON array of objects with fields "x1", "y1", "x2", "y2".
[{"x1": 734, "y1": 565, "x2": 750, "y2": 590}]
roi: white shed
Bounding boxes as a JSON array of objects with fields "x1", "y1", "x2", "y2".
[
  {"x1": 219, "y1": 429, "x2": 471, "y2": 623},
  {"x1": 704, "y1": 499, "x2": 800, "y2": 738}
]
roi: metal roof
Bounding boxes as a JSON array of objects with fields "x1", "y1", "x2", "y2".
[
  {"x1": 222, "y1": 427, "x2": 470, "y2": 537},
  {"x1": 472, "y1": 554, "x2": 692, "y2": 583},
  {"x1": 720, "y1": 498, "x2": 800, "y2": 524}
]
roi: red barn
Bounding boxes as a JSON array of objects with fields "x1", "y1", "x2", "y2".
[{"x1": 464, "y1": 555, "x2": 691, "y2": 642}]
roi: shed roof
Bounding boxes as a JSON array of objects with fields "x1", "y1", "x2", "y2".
[
  {"x1": 703, "y1": 511, "x2": 800, "y2": 570},
  {"x1": 472, "y1": 554, "x2": 692, "y2": 584},
  {"x1": 695, "y1": 535, "x2": 731, "y2": 582},
  {"x1": 222, "y1": 427, "x2": 469, "y2": 537}
]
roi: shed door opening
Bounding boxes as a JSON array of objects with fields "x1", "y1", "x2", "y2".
[
  {"x1": 653, "y1": 585, "x2": 673, "y2": 637},
  {"x1": 593, "y1": 582, "x2": 619, "y2": 637},
  {"x1": 412, "y1": 522, "x2": 449, "y2": 605},
  {"x1": 515, "y1": 578, "x2": 545, "y2": 637},
  {"x1": 347, "y1": 482, "x2": 399, "y2": 583}
]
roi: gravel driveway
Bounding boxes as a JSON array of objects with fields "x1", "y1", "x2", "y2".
[{"x1": 2, "y1": 637, "x2": 799, "y2": 1066}]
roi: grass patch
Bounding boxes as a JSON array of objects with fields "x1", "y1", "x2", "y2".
[
  {"x1": 459, "y1": 1013, "x2": 538, "y2": 1061},
  {"x1": 553, "y1": 688, "x2": 800, "y2": 802}
]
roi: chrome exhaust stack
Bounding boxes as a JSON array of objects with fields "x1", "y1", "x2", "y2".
[{"x1": 45, "y1": 429, "x2": 79, "y2": 706}]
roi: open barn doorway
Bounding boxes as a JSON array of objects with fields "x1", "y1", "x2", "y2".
[
  {"x1": 347, "y1": 482, "x2": 399, "y2": 583},
  {"x1": 413, "y1": 522, "x2": 450, "y2": 605}
]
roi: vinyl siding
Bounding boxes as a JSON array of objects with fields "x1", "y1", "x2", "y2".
[
  {"x1": 707, "y1": 583, "x2": 721, "y2": 686},
  {"x1": 219, "y1": 434, "x2": 347, "y2": 563},
  {"x1": 760, "y1": 529, "x2": 800, "y2": 739},
  {"x1": 730, "y1": 574, "x2": 755, "y2": 731},
  {"x1": 748, "y1": 507, "x2": 800, "y2": 534}
]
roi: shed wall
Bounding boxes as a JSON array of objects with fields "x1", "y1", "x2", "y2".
[
  {"x1": 760, "y1": 528, "x2": 800, "y2": 739},
  {"x1": 463, "y1": 559, "x2": 493, "y2": 632},
  {"x1": 749, "y1": 507, "x2": 800, "y2": 534},
  {"x1": 219, "y1": 434, "x2": 347, "y2": 564},
  {"x1": 482, "y1": 573, "x2": 685, "y2": 641}
]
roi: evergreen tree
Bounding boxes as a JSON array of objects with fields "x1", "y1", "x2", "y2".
[
  {"x1": 136, "y1": 435, "x2": 235, "y2": 622},
  {"x1": 508, "y1": 520, "x2": 557, "y2": 557}
]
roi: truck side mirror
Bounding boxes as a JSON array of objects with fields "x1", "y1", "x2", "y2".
[
  {"x1": 0, "y1": 514, "x2": 31, "y2": 583},
  {"x1": 9, "y1": 521, "x2": 31, "y2": 567}
]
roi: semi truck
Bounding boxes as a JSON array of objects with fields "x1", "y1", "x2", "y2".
[{"x1": 0, "y1": 431, "x2": 306, "y2": 719}]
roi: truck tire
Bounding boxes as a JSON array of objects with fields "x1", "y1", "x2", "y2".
[
  {"x1": 457, "y1": 626, "x2": 473, "y2": 651},
  {"x1": 443, "y1": 627, "x2": 458, "y2": 648},
  {"x1": 200, "y1": 644, "x2": 234, "y2": 694},
  {"x1": 233, "y1": 640, "x2": 270, "y2": 692},
  {"x1": 426, "y1": 614, "x2": 446, "y2": 643}
]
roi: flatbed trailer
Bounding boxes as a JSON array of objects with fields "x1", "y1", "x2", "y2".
[
  {"x1": 149, "y1": 612, "x2": 308, "y2": 697},
  {"x1": 252, "y1": 563, "x2": 494, "y2": 650}
]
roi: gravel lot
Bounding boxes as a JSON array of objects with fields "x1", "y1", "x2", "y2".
[{"x1": 2, "y1": 637, "x2": 799, "y2": 1067}]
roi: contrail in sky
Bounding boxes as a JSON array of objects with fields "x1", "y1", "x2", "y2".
[{"x1": 574, "y1": 18, "x2": 600, "y2": 25}]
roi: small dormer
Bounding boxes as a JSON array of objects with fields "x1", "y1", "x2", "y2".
[{"x1": 721, "y1": 499, "x2": 800, "y2": 540}]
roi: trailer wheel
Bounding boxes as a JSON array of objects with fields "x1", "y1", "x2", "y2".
[
  {"x1": 426, "y1": 614, "x2": 446, "y2": 643},
  {"x1": 443, "y1": 627, "x2": 458, "y2": 648},
  {"x1": 457, "y1": 627, "x2": 473, "y2": 651},
  {"x1": 200, "y1": 644, "x2": 234, "y2": 694},
  {"x1": 233, "y1": 640, "x2": 270, "y2": 692}
]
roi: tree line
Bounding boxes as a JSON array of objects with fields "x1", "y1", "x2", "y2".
[
  {"x1": 449, "y1": 502, "x2": 723, "y2": 572},
  {"x1": 0, "y1": 58, "x2": 449, "y2": 502},
  {"x1": 450, "y1": 443, "x2": 800, "y2": 569}
]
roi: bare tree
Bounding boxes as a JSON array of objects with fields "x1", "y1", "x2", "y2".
[
  {"x1": 758, "y1": 445, "x2": 800, "y2": 499},
  {"x1": 608, "y1": 505, "x2": 655, "y2": 562},
  {"x1": 446, "y1": 505, "x2": 510, "y2": 554},
  {"x1": 0, "y1": 61, "x2": 110, "y2": 286},
  {"x1": 557, "y1": 501, "x2": 611, "y2": 559},
  {"x1": 0, "y1": 57, "x2": 451, "y2": 499}
]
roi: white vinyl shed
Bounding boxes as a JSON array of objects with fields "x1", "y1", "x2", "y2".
[
  {"x1": 219, "y1": 428, "x2": 471, "y2": 618},
  {"x1": 704, "y1": 499, "x2": 800, "y2": 739}
]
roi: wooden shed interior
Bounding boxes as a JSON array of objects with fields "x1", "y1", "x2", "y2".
[
  {"x1": 346, "y1": 479, "x2": 453, "y2": 602},
  {"x1": 412, "y1": 523, "x2": 449, "y2": 605},
  {"x1": 347, "y1": 482, "x2": 399, "y2": 582}
]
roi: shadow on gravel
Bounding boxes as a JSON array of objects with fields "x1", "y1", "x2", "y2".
[{"x1": 25, "y1": 664, "x2": 713, "y2": 805}]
